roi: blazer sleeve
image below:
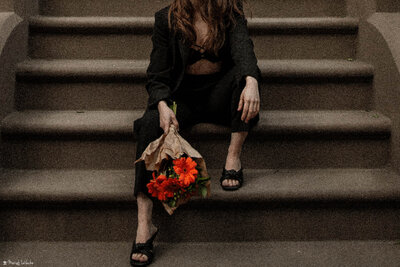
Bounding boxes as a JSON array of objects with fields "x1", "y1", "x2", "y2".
[
  {"x1": 228, "y1": 7, "x2": 262, "y2": 84},
  {"x1": 145, "y1": 10, "x2": 174, "y2": 110}
]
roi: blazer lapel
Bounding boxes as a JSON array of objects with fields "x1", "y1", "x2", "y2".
[
  {"x1": 171, "y1": 32, "x2": 189, "y2": 94},
  {"x1": 177, "y1": 32, "x2": 189, "y2": 67}
]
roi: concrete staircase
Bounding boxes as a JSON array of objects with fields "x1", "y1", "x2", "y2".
[{"x1": 1, "y1": 0, "x2": 400, "y2": 266}]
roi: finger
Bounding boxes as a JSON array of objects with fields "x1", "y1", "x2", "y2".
[
  {"x1": 237, "y1": 93, "x2": 244, "y2": 111},
  {"x1": 171, "y1": 116, "x2": 179, "y2": 131},
  {"x1": 245, "y1": 101, "x2": 255, "y2": 123},
  {"x1": 159, "y1": 120, "x2": 165, "y2": 134},
  {"x1": 163, "y1": 121, "x2": 169, "y2": 134},
  {"x1": 256, "y1": 99, "x2": 260, "y2": 113},
  {"x1": 241, "y1": 100, "x2": 250, "y2": 121}
]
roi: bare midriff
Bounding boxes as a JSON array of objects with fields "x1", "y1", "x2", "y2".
[{"x1": 185, "y1": 59, "x2": 222, "y2": 75}]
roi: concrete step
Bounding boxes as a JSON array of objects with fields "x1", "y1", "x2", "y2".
[
  {"x1": 377, "y1": 0, "x2": 400, "y2": 12},
  {"x1": 0, "y1": 1, "x2": 13, "y2": 12},
  {"x1": 0, "y1": 110, "x2": 391, "y2": 169},
  {"x1": 28, "y1": 16, "x2": 358, "y2": 60},
  {"x1": 38, "y1": 0, "x2": 347, "y2": 18},
  {"x1": 15, "y1": 59, "x2": 374, "y2": 110},
  {"x1": 1, "y1": 168, "x2": 400, "y2": 241},
  {"x1": 1, "y1": 241, "x2": 399, "y2": 267}
]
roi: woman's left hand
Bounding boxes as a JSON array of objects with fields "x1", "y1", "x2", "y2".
[{"x1": 237, "y1": 76, "x2": 260, "y2": 123}]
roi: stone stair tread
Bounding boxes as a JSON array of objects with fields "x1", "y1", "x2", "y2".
[
  {"x1": 1, "y1": 240, "x2": 399, "y2": 267},
  {"x1": 16, "y1": 59, "x2": 373, "y2": 78},
  {"x1": 29, "y1": 15, "x2": 358, "y2": 32},
  {"x1": 1, "y1": 110, "x2": 391, "y2": 137},
  {"x1": 1, "y1": 168, "x2": 400, "y2": 203}
]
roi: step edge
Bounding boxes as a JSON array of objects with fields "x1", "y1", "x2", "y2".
[
  {"x1": 28, "y1": 16, "x2": 358, "y2": 33},
  {"x1": 15, "y1": 59, "x2": 374, "y2": 78},
  {"x1": 1, "y1": 168, "x2": 400, "y2": 204},
  {"x1": 0, "y1": 110, "x2": 391, "y2": 137}
]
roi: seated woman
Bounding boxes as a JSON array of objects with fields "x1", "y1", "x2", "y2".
[{"x1": 130, "y1": 0, "x2": 261, "y2": 265}]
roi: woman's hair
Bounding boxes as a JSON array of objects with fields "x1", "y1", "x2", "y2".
[{"x1": 168, "y1": 0, "x2": 248, "y2": 56}]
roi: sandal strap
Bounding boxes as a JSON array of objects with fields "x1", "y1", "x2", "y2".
[
  {"x1": 220, "y1": 168, "x2": 243, "y2": 184},
  {"x1": 130, "y1": 228, "x2": 159, "y2": 262},
  {"x1": 131, "y1": 242, "x2": 154, "y2": 259}
]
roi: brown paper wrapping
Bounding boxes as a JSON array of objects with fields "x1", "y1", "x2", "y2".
[{"x1": 134, "y1": 124, "x2": 211, "y2": 215}]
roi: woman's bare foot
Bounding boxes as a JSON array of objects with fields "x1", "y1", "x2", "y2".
[
  {"x1": 131, "y1": 223, "x2": 158, "y2": 262},
  {"x1": 223, "y1": 153, "x2": 242, "y2": 188},
  {"x1": 222, "y1": 131, "x2": 247, "y2": 188}
]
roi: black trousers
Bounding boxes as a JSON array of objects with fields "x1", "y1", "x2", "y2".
[{"x1": 133, "y1": 65, "x2": 260, "y2": 199}]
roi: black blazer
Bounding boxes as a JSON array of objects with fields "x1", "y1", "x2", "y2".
[{"x1": 145, "y1": 4, "x2": 262, "y2": 110}]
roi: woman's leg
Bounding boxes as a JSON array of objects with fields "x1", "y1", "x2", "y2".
[
  {"x1": 132, "y1": 108, "x2": 162, "y2": 262},
  {"x1": 203, "y1": 66, "x2": 260, "y2": 187},
  {"x1": 132, "y1": 100, "x2": 197, "y2": 262}
]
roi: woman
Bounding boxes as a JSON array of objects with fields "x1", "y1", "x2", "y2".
[{"x1": 130, "y1": 0, "x2": 261, "y2": 265}]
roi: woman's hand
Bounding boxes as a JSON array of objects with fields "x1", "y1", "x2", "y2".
[
  {"x1": 237, "y1": 76, "x2": 260, "y2": 123},
  {"x1": 158, "y1": 100, "x2": 179, "y2": 134}
]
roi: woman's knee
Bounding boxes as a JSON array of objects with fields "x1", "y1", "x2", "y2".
[
  {"x1": 140, "y1": 109, "x2": 161, "y2": 132},
  {"x1": 134, "y1": 108, "x2": 163, "y2": 144}
]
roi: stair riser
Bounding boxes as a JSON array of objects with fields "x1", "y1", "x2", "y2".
[
  {"x1": 377, "y1": 0, "x2": 400, "y2": 12},
  {"x1": 1, "y1": 138, "x2": 389, "y2": 169},
  {"x1": 28, "y1": 33, "x2": 357, "y2": 60},
  {"x1": 1, "y1": 204, "x2": 398, "y2": 241},
  {"x1": 0, "y1": 0, "x2": 13, "y2": 11},
  {"x1": 38, "y1": 0, "x2": 347, "y2": 17},
  {"x1": 15, "y1": 80, "x2": 373, "y2": 111}
]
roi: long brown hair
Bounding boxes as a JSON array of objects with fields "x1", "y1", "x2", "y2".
[{"x1": 168, "y1": 0, "x2": 248, "y2": 56}]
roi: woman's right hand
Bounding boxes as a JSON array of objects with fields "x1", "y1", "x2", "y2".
[{"x1": 158, "y1": 100, "x2": 179, "y2": 134}]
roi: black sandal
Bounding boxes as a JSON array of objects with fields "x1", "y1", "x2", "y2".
[
  {"x1": 220, "y1": 166, "x2": 243, "y2": 191},
  {"x1": 130, "y1": 228, "x2": 159, "y2": 266}
]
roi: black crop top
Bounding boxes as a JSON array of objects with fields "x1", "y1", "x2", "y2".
[{"x1": 187, "y1": 44, "x2": 222, "y2": 65}]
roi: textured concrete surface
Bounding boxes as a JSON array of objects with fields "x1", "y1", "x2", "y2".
[
  {"x1": 1, "y1": 110, "x2": 391, "y2": 136},
  {"x1": 1, "y1": 168, "x2": 400, "y2": 242},
  {"x1": 357, "y1": 13, "x2": 400, "y2": 172},
  {"x1": 0, "y1": 110, "x2": 391, "y2": 169},
  {"x1": 1, "y1": 168, "x2": 400, "y2": 203},
  {"x1": 27, "y1": 16, "x2": 358, "y2": 60},
  {"x1": 38, "y1": 0, "x2": 347, "y2": 17},
  {"x1": 0, "y1": 1, "x2": 14, "y2": 12},
  {"x1": 1, "y1": 0, "x2": 400, "y2": 265},
  {"x1": 1, "y1": 241, "x2": 400, "y2": 267},
  {"x1": 14, "y1": 59, "x2": 374, "y2": 111}
]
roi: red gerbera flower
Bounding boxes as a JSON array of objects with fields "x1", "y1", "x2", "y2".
[
  {"x1": 147, "y1": 173, "x2": 168, "y2": 201},
  {"x1": 159, "y1": 178, "x2": 182, "y2": 199}
]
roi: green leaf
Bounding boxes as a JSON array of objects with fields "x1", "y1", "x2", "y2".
[
  {"x1": 169, "y1": 200, "x2": 176, "y2": 207},
  {"x1": 169, "y1": 101, "x2": 178, "y2": 115},
  {"x1": 199, "y1": 186, "x2": 208, "y2": 198},
  {"x1": 197, "y1": 176, "x2": 211, "y2": 181}
]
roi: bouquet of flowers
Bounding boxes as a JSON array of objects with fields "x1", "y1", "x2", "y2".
[{"x1": 134, "y1": 102, "x2": 211, "y2": 215}]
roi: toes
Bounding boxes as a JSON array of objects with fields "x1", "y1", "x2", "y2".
[
  {"x1": 140, "y1": 254, "x2": 148, "y2": 262},
  {"x1": 132, "y1": 253, "x2": 148, "y2": 263},
  {"x1": 222, "y1": 179, "x2": 240, "y2": 188}
]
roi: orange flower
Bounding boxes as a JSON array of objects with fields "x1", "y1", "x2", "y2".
[{"x1": 173, "y1": 157, "x2": 198, "y2": 187}]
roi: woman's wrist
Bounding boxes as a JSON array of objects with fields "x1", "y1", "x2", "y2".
[
  {"x1": 245, "y1": 75, "x2": 258, "y2": 86},
  {"x1": 157, "y1": 100, "x2": 168, "y2": 109}
]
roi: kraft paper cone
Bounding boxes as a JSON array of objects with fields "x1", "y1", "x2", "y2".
[{"x1": 134, "y1": 124, "x2": 211, "y2": 215}]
